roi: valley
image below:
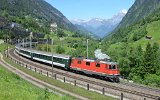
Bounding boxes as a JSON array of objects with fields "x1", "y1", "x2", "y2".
[
  {"x1": 71, "y1": 10, "x2": 126, "y2": 38},
  {"x1": 0, "y1": 0, "x2": 160, "y2": 99}
]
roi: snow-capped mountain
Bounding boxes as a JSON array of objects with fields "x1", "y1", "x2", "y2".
[
  {"x1": 71, "y1": 9, "x2": 127, "y2": 38},
  {"x1": 71, "y1": 18, "x2": 104, "y2": 28},
  {"x1": 71, "y1": 19, "x2": 88, "y2": 24}
]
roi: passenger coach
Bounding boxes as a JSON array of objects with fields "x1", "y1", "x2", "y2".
[
  {"x1": 15, "y1": 45, "x2": 71, "y2": 69},
  {"x1": 32, "y1": 50, "x2": 71, "y2": 69}
]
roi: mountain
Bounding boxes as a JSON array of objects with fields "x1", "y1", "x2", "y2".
[
  {"x1": 71, "y1": 10, "x2": 126, "y2": 38},
  {"x1": 107, "y1": 0, "x2": 160, "y2": 44},
  {"x1": 74, "y1": 24, "x2": 101, "y2": 39},
  {"x1": 115, "y1": 0, "x2": 160, "y2": 30},
  {"x1": 0, "y1": 0, "x2": 77, "y2": 31}
]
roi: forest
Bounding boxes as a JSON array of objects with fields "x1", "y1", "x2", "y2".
[{"x1": 101, "y1": 7, "x2": 160, "y2": 87}]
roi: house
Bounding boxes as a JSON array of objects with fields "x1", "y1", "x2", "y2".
[{"x1": 145, "y1": 36, "x2": 152, "y2": 40}]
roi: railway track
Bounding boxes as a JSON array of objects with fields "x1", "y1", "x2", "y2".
[
  {"x1": 9, "y1": 48, "x2": 160, "y2": 100},
  {"x1": 121, "y1": 82, "x2": 160, "y2": 94}
]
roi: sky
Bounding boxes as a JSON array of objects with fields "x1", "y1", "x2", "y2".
[{"x1": 45, "y1": 0, "x2": 135, "y2": 20}]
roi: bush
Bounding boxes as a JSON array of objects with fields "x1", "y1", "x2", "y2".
[
  {"x1": 144, "y1": 74, "x2": 160, "y2": 87},
  {"x1": 44, "y1": 45, "x2": 51, "y2": 52},
  {"x1": 56, "y1": 45, "x2": 65, "y2": 54},
  {"x1": 57, "y1": 29, "x2": 66, "y2": 37},
  {"x1": 37, "y1": 46, "x2": 43, "y2": 51}
]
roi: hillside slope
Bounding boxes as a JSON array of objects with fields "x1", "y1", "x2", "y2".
[
  {"x1": 115, "y1": 0, "x2": 160, "y2": 30},
  {"x1": 0, "y1": 0, "x2": 77, "y2": 31},
  {"x1": 101, "y1": 7, "x2": 160, "y2": 87},
  {"x1": 108, "y1": 5, "x2": 160, "y2": 44},
  {"x1": 106, "y1": 7, "x2": 160, "y2": 48}
]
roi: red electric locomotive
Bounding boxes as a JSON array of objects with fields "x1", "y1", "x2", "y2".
[{"x1": 70, "y1": 57, "x2": 120, "y2": 82}]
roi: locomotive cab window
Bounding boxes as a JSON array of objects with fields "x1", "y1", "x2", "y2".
[
  {"x1": 86, "y1": 62, "x2": 90, "y2": 66},
  {"x1": 109, "y1": 65, "x2": 116, "y2": 70},
  {"x1": 96, "y1": 63, "x2": 100, "y2": 67},
  {"x1": 78, "y1": 60, "x2": 81, "y2": 64}
]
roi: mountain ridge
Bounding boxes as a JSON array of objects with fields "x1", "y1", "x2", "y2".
[
  {"x1": 0, "y1": 0, "x2": 77, "y2": 32},
  {"x1": 115, "y1": 0, "x2": 160, "y2": 31},
  {"x1": 107, "y1": 0, "x2": 160, "y2": 43},
  {"x1": 71, "y1": 10, "x2": 126, "y2": 38}
]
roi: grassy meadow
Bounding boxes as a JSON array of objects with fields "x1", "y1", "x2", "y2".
[
  {"x1": 0, "y1": 65, "x2": 73, "y2": 100},
  {"x1": 0, "y1": 43, "x2": 74, "y2": 100}
]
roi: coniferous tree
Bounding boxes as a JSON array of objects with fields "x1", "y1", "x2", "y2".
[
  {"x1": 156, "y1": 49, "x2": 160, "y2": 75},
  {"x1": 136, "y1": 45, "x2": 144, "y2": 67},
  {"x1": 129, "y1": 45, "x2": 145, "y2": 79},
  {"x1": 152, "y1": 43, "x2": 160, "y2": 73},
  {"x1": 152, "y1": 42, "x2": 159, "y2": 62},
  {"x1": 144, "y1": 43, "x2": 155, "y2": 74}
]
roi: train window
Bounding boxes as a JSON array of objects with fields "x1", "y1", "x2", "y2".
[
  {"x1": 40, "y1": 55, "x2": 42, "y2": 58},
  {"x1": 59, "y1": 58, "x2": 63, "y2": 63},
  {"x1": 109, "y1": 65, "x2": 116, "y2": 70},
  {"x1": 61, "y1": 58, "x2": 62, "y2": 62},
  {"x1": 56, "y1": 58, "x2": 58, "y2": 62},
  {"x1": 64, "y1": 59, "x2": 67, "y2": 64},
  {"x1": 58, "y1": 58, "x2": 62, "y2": 63},
  {"x1": 61, "y1": 59, "x2": 65, "y2": 64},
  {"x1": 48, "y1": 56, "x2": 50, "y2": 60},
  {"x1": 46, "y1": 56, "x2": 49, "y2": 60},
  {"x1": 54, "y1": 57, "x2": 57, "y2": 62},
  {"x1": 78, "y1": 60, "x2": 81, "y2": 64},
  {"x1": 96, "y1": 63, "x2": 100, "y2": 67},
  {"x1": 43, "y1": 55, "x2": 45, "y2": 59},
  {"x1": 55, "y1": 57, "x2": 57, "y2": 62},
  {"x1": 86, "y1": 62, "x2": 90, "y2": 66}
]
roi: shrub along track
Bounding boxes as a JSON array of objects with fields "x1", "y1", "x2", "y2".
[{"x1": 9, "y1": 48, "x2": 160, "y2": 100}]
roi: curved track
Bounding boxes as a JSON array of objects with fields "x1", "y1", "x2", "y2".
[
  {"x1": 0, "y1": 53, "x2": 89, "y2": 100},
  {"x1": 9, "y1": 48, "x2": 160, "y2": 100}
]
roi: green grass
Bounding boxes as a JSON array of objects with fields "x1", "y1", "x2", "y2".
[
  {"x1": 0, "y1": 65, "x2": 73, "y2": 100},
  {"x1": 108, "y1": 20, "x2": 160, "y2": 52},
  {"x1": 0, "y1": 43, "x2": 11, "y2": 52},
  {"x1": 63, "y1": 30, "x2": 75, "y2": 36},
  {"x1": 146, "y1": 20, "x2": 160, "y2": 43},
  {"x1": 133, "y1": 20, "x2": 160, "y2": 47}
]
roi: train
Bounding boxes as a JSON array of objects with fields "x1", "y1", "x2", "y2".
[{"x1": 15, "y1": 44, "x2": 120, "y2": 82}]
